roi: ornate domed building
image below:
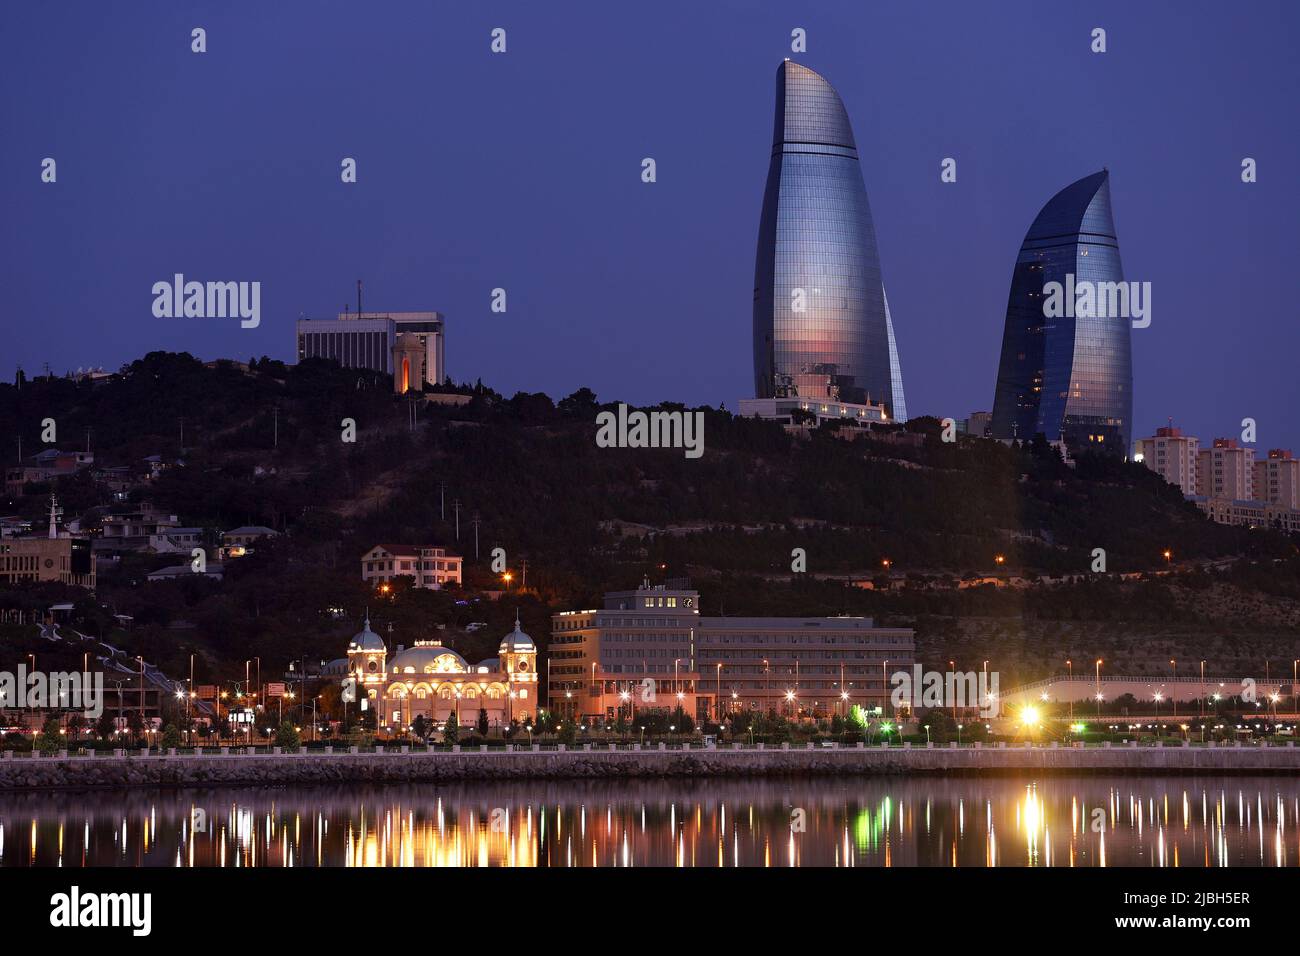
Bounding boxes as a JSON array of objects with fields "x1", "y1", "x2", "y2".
[{"x1": 345, "y1": 614, "x2": 537, "y2": 733}]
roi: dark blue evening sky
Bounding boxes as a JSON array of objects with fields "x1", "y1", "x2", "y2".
[{"x1": 3, "y1": 0, "x2": 1297, "y2": 450}]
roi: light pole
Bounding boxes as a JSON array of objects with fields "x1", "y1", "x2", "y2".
[
  {"x1": 1066, "y1": 659, "x2": 1073, "y2": 721},
  {"x1": 1201, "y1": 660, "x2": 1207, "y2": 718},
  {"x1": 1170, "y1": 659, "x2": 1177, "y2": 717},
  {"x1": 948, "y1": 659, "x2": 957, "y2": 723},
  {"x1": 1293, "y1": 660, "x2": 1299, "y2": 715}
]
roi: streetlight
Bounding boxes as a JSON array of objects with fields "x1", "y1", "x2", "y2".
[
  {"x1": 1170, "y1": 659, "x2": 1177, "y2": 717},
  {"x1": 1201, "y1": 660, "x2": 1207, "y2": 718},
  {"x1": 948, "y1": 659, "x2": 957, "y2": 723},
  {"x1": 1066, "y1": 659, "x2": 1073, "y2": 721},
  {"x1": 716, "y1": 662, "x2": 723, "y2": 722}
]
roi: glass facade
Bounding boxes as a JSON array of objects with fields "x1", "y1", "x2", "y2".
[
  {"x1": 752, "y1": 61, "x2": 906, "y2": 419},
  {"x1": 990, "y1": 171, "x2": 1132, "y2": 455}
]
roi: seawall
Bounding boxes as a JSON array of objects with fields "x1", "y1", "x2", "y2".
[{"x1": 2, "y1": 744, "x2": 1299, "y2": 791}]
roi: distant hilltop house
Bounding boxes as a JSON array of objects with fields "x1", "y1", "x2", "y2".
[
  {"x1": 362, "y1": 544, "x2": 463, "y2": 590},
  {"x1": 346, "y1": 613, "x2": 537, "y2": 730},
  {"x1": 146, "y1": 563, "x2": 224, "y2": 582},
  {"x1": 141, "y1": 454, "x2": 181, "y2": 481},
  {"x1": 222, "y1": 526, "x2": 281, "y2": 551},
  {"x1": 96, "y1": 503, "x2": 182, "y2": 552},
  {"x1": 4, "y1": 449, "x2": 94, "y2": 496}
]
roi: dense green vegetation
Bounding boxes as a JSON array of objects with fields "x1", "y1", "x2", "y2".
[{"x1": 1, "y1": 352, "x2": 1296, "y2": 687}]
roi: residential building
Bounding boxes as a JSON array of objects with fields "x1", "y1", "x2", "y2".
[
  {"x1": 222, "y1": 526, "x2": 280, "y2": 549},
  {"x1": 362, "y1": 544, "x2": 463, "y2": 590},
  {"x1": 1136, "y1": 426, "x2": 1199, "y2": 495},
  {"x1": 1255, "y1": 449, "x2": 1300, "y2": 510},
  {"x1": 1197, "y1": 438, "x2": 1255, "y2": 501}
]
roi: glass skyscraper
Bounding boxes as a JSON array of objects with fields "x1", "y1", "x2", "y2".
[
  {"x1": 752, "y1": 61, "x2": 906, "y2": 420},
  {"x1": 990, "y1": 170, "x2": 1132, "y2": 455}
]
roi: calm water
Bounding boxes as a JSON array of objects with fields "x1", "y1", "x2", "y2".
[{"x1": 2, "y1": 776, "x2": 1299, "y2": 867}]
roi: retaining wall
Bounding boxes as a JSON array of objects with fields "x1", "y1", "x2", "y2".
[{"x1": 2, "y1": 744, "x2": 1298, "y2": 791}]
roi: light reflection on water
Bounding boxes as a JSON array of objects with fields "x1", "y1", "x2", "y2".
[{"x1": 2, "y1": 776, "x2": 1299, "y2": 867}]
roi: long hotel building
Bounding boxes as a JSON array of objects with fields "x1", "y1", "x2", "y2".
[{"x1": 549, "y1": 582, "x2": 914, "y2": 724}]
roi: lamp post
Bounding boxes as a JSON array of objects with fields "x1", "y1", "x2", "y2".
[
  {"x1": 1201, "y1": 660, "x2": 1207, "y2": 718},
  {"x1": 1094, "y1": 658, "x2": 1103, "y2": 719},
  {"x1": 949, "y1": 659, "x2": 956, "y2": 723},
  {"x1": 1293, "y1": 659, "x2": 1299, "y2": 715},
  {"x1": 716, "y1": 663, "x2": 723, "y2": 722},
  {"x1": 1170, "y1": 659, "x2": 1177, "y2": 718},
  {"x1": 882, "y1": 659, "x2": 890, "y2": 724},
  {"x1": 1066, "y1": 659, "x2": 1073, "y2": 721}
]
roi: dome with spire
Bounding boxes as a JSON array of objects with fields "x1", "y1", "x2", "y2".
[
  {"x1": 348, "y1": 615, "x2": 386, "y2": 653},
  {"x1": 499, "y1": 613, "x2": 536, "y2": 655}
]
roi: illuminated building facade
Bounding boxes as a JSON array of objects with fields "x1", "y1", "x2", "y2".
[
  {"x1": 549, "y1": 581, "x2": 914, "y2": 724},
  {"x1": 346, "y1": 615, "x2": 537, "y2": 732},
  {"x1": 989, "y1": 170, "x2": 1132, "y2": 454},
  {"x1": 1136, "y1": 426, "x2": 1199, "y2": 495},
  {"x1": 752, "y1": 61, "x2": 907, "y2": 420},
  {"x1": 361, "y1": 543, "x2": 462, "y2": 590},
  {"x1": 0, "y1": 536, "x2": 95, "y2": 590},
  {"x1": 296, "y1": 310, "x2": 445, "y2": 387}
]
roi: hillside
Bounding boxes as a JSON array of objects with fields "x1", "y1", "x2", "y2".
[{"x1": 1, "y1": 352, "x2": 1297, "y2": 685}]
